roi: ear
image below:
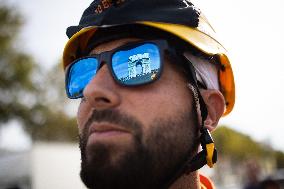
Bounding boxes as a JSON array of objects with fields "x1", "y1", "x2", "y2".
[{"x1": 200, "y1": 89, "x2": 225, "y2": 132}]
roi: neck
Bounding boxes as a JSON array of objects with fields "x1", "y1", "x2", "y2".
[{"x1": 169, "y1": 171, "x2": 200, "y2": 189}]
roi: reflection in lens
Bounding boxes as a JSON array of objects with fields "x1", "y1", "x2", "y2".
[
  {"x1": 112, "y1": 43, "x2": 161, "y2": 85},
  {"x1": 68, "y1": 58, "x2": 98, "y2": 98}
]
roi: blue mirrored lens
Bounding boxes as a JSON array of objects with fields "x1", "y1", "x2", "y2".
[
  {"x1": 67, "y1": 58, "x2": 98, "y2": 98},
  {"x1": 112, "y1": 43, "x2": 161, "y2": 85}
]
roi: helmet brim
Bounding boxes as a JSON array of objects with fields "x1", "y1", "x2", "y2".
[{"x1": 62, "y1": 22, "x2": 235, "y2": 115}]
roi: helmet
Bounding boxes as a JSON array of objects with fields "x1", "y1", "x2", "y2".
[{"x1": 62, "y1": 0, "x2": 235, "y2": 115}]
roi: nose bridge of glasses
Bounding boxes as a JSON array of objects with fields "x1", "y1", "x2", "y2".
[{"x1": 96, "y1": 51, "x2": 112, "y2": 70}]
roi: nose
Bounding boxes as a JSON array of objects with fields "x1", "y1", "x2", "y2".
[{"x1": 83, "y1": 64, "x2": 121, "y2": 110}]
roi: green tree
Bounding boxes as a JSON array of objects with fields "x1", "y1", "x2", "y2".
[
  {"x1": 29, "y1": 63, "x2": 78, "y2": 141},
  {"x1": 213, "y1": 126, "x2": 274, "y2": 161},
  {"x1": 0, "y1": 2, "x2": 78, "y2": 142},
  {"x1": 0, "y1": 2, "x2": 38, "y2": 124},
  {"x1": 275, "y1": 150, "x2": 284, "y2": 168}
]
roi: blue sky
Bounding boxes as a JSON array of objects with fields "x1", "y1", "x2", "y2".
[{"x1": 2, "y1": 0, "x2": 284, "y2": 151}]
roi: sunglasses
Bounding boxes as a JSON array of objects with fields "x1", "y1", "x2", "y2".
[{"x1": 65, "y1": 40, "x2": 172, "y2": 99}]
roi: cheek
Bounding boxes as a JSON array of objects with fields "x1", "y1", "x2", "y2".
[
  {"x1": 123, "y1": 61, "x2": 194, "y2": 133},
  {"x1": 77, "y1": 101, "x2": 92, "y2": 134},
  {"x1": 133, "y1": 87, "x2": 188, "y2": 113},
  {"x1": 122, "y1": 79, "x2": 193, "y2": 133}
]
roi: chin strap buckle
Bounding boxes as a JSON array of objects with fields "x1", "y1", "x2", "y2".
[
  {"x1": 200, "y1": 127, "x2": 217, "y2": 168},
  {"x1": 184, "y1": 128, "x2": 218, "y2": 173}
]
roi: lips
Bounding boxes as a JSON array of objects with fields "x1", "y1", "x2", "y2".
[{"x1": 88, "y1": 122, "x2": 130, "y2": 136}]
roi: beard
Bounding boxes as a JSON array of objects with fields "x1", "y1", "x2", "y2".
[{"x1": 79, "y1": 108, "x2": 199, "y2": 189}]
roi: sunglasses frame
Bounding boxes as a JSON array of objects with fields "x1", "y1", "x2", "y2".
[{"x1": 65, "y1": 39, "x2": 170, "y2": 99}]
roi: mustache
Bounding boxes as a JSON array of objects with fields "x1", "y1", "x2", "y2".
[{"x1": 84, "y1": 109, "x2": 143, "y2": 135}]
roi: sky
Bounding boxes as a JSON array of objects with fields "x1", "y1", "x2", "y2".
[{"x1": 2, "y1": 0, "x2": 284, "y2": 151}]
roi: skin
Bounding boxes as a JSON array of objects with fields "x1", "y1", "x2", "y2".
[
  {"x1": 77, "y1": 38, "x2": 193, "y2": 135},
  {"x1": 76, "y1": 38, "x2": 225, "y2": 189}
]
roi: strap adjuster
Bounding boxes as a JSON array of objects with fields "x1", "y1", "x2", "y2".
[{"x1": 200, "y1": 127, "x2": 217, "y2": 168}]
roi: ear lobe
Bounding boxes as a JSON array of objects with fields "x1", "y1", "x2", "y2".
[{"x1": 200, "y1": 89, "x2": 225, "y2": 132}]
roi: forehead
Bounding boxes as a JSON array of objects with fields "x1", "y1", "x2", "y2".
[{"x1": 89, "y1": 38, "x2": 141, "y2": 55}]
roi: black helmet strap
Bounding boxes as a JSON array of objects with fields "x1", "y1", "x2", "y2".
[{"x1": 162, "y1": 55, "x2": 218, "y2": 189}]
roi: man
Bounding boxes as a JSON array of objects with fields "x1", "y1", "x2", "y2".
[{"x1": 62, "y1": 0, "x2": 235, "y2": 188}]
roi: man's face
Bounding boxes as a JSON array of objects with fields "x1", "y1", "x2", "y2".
[{"x1": 77, "y1": 38, "x2": 199, "y2": 189}]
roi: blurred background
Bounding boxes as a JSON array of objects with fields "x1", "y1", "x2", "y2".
[{"x1": 0, "y1": 0, "x2": 283, "y2": 188}]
